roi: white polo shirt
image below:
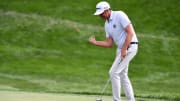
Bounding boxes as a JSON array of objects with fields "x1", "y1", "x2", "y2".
[{"x1": 105, "y1": 11, "x2": 138, "y2": 49}]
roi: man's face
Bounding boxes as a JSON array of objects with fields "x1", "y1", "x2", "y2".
[{"x1": 99, "y1": 10, "x2": 110, "y2": 20}]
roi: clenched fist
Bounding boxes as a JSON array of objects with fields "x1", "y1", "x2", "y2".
[{"x1": 89, "y1": 36, "x2": 96, "y2": 45}]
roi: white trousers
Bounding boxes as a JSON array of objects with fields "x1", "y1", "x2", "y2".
[{"x1": 109, "y1": 44, "x2": 138, "y2": 101}]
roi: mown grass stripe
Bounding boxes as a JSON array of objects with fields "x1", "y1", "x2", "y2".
[
  {"x1": 0, "y1": 10, "x2": 178, "y2": 41},
  {"x1": 0, "y1": 10, "x2": 101, "y2": 34},
  {"x1": 0, "y1": 73, "x2": 175, "y2": 101}
]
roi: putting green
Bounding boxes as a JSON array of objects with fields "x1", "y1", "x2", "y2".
[
  {"x1": 0, "y1": 90, "x2": 114, "y2": 101},
  {"x1": 0, "y1": 90, "x2": 167, "y2": 101}
]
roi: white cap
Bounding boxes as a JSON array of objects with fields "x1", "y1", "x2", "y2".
[{"x1": 94, "y1": 1, "x2": 110, "y2": 15}]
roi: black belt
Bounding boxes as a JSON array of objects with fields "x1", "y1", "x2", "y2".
[
  {"x1": 127, "y1": 42, "x2": 138, "y2": 50},
  {"x1": 130, "y1": 42, "x2": 138, "y2": 44}
]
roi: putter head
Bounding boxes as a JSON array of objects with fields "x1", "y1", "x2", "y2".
[{"x1": 96, "y1": 98, "x2": 102, "y2": 101}]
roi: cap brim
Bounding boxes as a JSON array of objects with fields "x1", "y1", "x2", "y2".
[{"x1": 94, "y1": 9, "x2": 104, "y2": 15}]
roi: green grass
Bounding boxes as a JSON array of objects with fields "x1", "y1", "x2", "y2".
[
  {"x1": 0, "y1": 0, "x2": 179, "y2": 101},
  {"x1": 1, "y1": 90, "x2": 168, "y2": 101},
  {"x1": 0, "y1": 0, "x2": 179, "y2": 36}
]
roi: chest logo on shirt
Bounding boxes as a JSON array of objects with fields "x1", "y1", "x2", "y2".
[{"x1": 113, "y1": 24, "x2": 116, "y2": 28}]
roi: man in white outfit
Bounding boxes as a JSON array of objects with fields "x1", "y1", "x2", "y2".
[{"x1": 89, "y1": 1, "x2": 138, "y2": 101}]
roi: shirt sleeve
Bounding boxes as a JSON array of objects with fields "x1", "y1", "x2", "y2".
[{"x1": 118, "y1": 11, "x2": 131, "y2": 28}]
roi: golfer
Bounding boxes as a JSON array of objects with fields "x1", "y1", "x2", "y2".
[{"x1": 89, "y1": 1, "x2": 138, "y2": 101}]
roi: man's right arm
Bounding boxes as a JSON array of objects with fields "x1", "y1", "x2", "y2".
[{"x1": 89, "y1": 36, "x2": 114, "y2": 48}]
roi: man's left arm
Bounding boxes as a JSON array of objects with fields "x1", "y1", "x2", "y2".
[{"x1": 121, "y1": 24, "x2": 135, "y2": 58}]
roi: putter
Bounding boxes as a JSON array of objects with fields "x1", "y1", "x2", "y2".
[{"x1": 96, "y1": 79, "x2": 110, "y2": 101}]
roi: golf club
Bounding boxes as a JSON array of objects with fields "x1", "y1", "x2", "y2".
[{"x1": 96, "y1": 78, "x2": 110, "y2": 101}]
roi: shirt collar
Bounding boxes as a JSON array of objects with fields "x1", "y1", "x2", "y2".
[{"x1": 107, "y1": 11, "x2": 113, "y2": 23}]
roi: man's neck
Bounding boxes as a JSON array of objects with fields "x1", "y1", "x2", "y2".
[{"x1": 107, "y1": 10, "x2": 112, "y2": 22}]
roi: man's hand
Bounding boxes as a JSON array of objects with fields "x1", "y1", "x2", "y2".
[
  {"x1": 121, "y1": 48, "x2": 127, "y2": 58},
  {"x1": 89, "y1": 36, "x2": 96, "y2": 45}
]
